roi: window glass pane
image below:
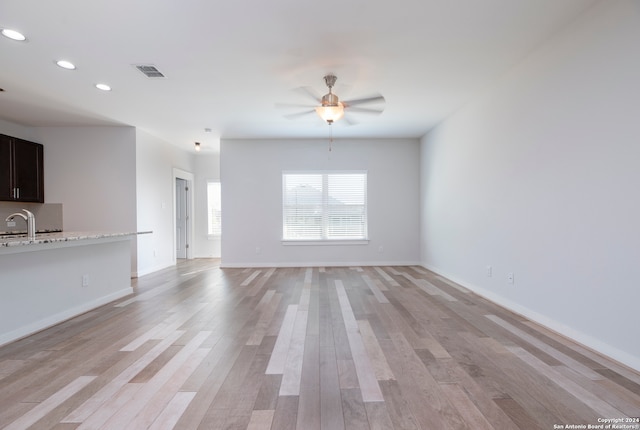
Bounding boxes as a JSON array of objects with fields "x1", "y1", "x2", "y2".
[
  {"x1": 283, "y1": 172, "x2": 367, "y2": 241},
  {"x1": 283, "y1": 174, "x2": 323, "y2": 239},
  {"x1": 328, "y1": 174, "x2": 366, "y2": 205},
  {"x1": 327, "y1": 173, "x2": 366, "y2": 239},
  {"x1": 207, "y1": 182, "x2": 221, "y2": 236}
]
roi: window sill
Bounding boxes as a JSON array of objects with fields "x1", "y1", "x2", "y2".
[{"x1": 281, "y1": 239, "x2": 369, "y2": 246}]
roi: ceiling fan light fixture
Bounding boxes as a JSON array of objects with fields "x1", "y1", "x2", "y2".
[
  {"x1": 315, "y1": 103, "x2": 344, "y2": 124},
  {"x1": 282, "y1": 74, "x2": 383, "y2": 126}
]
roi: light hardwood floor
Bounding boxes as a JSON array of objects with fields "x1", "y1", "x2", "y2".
[{"x1": 0, "y1": 260, "x2": 638, "y2": 429}]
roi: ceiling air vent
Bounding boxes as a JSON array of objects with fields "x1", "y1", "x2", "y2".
[{"x1": 134, "y1": 64, "x2": 166, "y2": 78}]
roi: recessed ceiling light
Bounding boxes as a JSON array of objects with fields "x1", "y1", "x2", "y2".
[
  {"x1": 95, "y1": 83, "x2": 111, "y2": 91},
  {"x1": 1, "y1": 29, "x2": 26, "y2": 41},
  {"x1": 56, "y1": 60, "x2": 76, "y2": 70}
]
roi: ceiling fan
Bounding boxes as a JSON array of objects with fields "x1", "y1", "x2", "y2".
[{"x1": 279, "y1": 74, "x2": 385, "y2": 125}]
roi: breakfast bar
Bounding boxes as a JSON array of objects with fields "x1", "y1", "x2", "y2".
[{"x1": 0, "y1": 231, "x2": 147, "y2": 346}]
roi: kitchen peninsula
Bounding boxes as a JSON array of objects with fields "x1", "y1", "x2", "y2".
[{"x1": 0, "y1": 231, "x2": 149, "y2": 346}]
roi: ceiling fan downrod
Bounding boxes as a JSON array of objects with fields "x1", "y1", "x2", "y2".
[
  {"x1": 317, "y1": 74, "x2": 344, "y2": 125},
  {"x1": 321, "y1": 75, "x2": 341, "y2": 110}
]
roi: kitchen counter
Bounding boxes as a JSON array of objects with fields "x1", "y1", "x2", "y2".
[
  {"x1": 0, "y1": 231, "x2": 149, "y2": 248},
  {"x1": 0, "y1": 231, "x2": 150, "y2": 346},
  {"x1": 0, "y1": 231, "x2": 151, "y2": 256}
]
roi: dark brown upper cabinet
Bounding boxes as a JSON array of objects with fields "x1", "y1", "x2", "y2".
[{"x1": 0, "y1": 134, "x2": 44, "y2": 203}]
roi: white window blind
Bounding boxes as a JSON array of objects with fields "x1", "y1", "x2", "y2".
[
  {"x1": 207, "y1": 181, "x2": 221, "y2": 236},
  {"x1": 282, "y1": 172, "x2": 367, "y2": 241}
]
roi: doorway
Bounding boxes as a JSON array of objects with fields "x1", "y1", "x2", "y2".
[
  {"x1": 175, "y1": 177, "x2": 189, "y2": 259},
  {"x1": 173, "y1": 168, "x2": 194, "y2": 262}
]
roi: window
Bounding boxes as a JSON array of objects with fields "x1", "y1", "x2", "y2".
[
  {"x1": 207, "y1": 181, "x2": 221, "y2": 236},
  {"x1": 282, "y1": 172, "x2": 367, "y2": 241}
]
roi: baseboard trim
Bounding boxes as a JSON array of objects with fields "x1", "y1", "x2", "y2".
[
  {"x1": 421, "y1": 263, "x2": 640, "y2": 373},
  {"x1": 220, "y1": 261, "x2": 422, "y2": 269}
]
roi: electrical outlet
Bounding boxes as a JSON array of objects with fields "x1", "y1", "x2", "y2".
[
  {"x1": 486, "y1": 265, "x2": 492, "y2": 277},
  {"x1": 255, "y1": 246, "x2": 261, "y2": 254},
  {"x1": 507, "y1": 272, "x2": 514, "y2": 284},
  {"x1": 378, "y1": 245, "x2": 384, "y2": 253},
  {"x1": 82, "y1": 274, "x2": 89, "y2": 287},
  {"x1": 6, "y1": 221, "x2": 16, "y2": 227}
]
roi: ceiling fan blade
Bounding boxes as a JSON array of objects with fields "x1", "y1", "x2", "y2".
[
  {"x1": 341, "y1": 115, "x2": 357, "y2": 126},
  {"x1": 342, "y1": 94, "x2": 385, "y2": 107},
  {"x1": 284, "y1": 110, "x2": 316, "y2": 120},
  {"x1": 294, "y1": 86, "x2": 322, "y2": 104},
  {"x1": 346, "y1": 106, "x2": 384, "y2": 115}
]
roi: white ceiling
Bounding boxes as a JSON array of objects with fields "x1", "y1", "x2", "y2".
[{"x1": 0, "y1": 0, "x2": 597, "y2": 153}]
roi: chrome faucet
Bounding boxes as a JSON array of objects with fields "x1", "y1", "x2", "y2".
[{"x1": 5, "y1": 209, "x2": 36, "y2": 240}]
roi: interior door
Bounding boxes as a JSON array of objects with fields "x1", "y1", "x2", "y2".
[{"x1": 176, "y1": 178, "x2": 188, "y2": 259}]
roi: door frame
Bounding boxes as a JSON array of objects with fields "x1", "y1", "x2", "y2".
[{"x1": 172, "y1": 168, "x2": 194, "y2": 263}]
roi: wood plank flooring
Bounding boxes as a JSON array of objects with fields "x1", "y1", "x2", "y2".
[{"x1": 0, "y1": 260, "x2": 639, "y2": 429}]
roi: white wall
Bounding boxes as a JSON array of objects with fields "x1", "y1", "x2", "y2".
[
  {"x1": 193, "y1": 153, "x2": 221, "y2": 258},
  {"x1": 420, "y1": 0, "x2": 640, "y2": 370},
  {"x1": 32, "y1": 126, "x2": 139, "y2": 271},
  {"x1": 0, "y1": 238, "x2": 133, "y2": 346},
  {"x1": 135, "y1": 129, "x2": 196, "y2": 276},
  {"x1": 34, "y1": 127, "x2": 137, "y2": 230},
  {"x1": 0, "y1": 119, "x2": 35, "y2": 141},
  {"x1": 221, "y1": 138, "x2": 421, "y2": 267}
]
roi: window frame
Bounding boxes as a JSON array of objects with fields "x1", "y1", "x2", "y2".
[{"x1": 281, "y1": 170, "x2": 369, "y2": 245}]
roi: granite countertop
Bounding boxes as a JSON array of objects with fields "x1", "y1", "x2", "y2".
[{"x1": 0, "y1": 231, "x2": 151, "y2": 247}]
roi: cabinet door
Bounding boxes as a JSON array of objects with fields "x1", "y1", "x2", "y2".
[
  {"x1": 0, "y1": 135, "x2": 13, "y2": 201},
  {"x1": 13, "y1": 139, "x2": 44, "y2": 202}
]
